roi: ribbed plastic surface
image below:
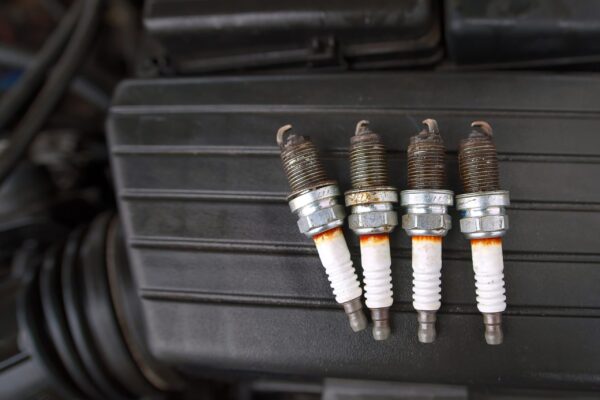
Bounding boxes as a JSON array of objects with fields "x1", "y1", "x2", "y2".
[{"x1": 107, "y1": 73, "x2": 600, "y2": 389}]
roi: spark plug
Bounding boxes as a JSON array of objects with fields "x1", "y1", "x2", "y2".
[
  {"x1": 344, "y1": 121, "x2": 398, "y2": 341},
  {"x1": 277, "y1": 125, "x2": 367, "y2": 332},
  {"x1": 400, "y1": 119, "x2": 453, "y2": 343},
  {"x1": 456, "y1": 121, "x2": 510, "y2": 345}
]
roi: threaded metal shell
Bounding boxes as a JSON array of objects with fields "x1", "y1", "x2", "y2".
[
  {"x1": 458, "y1": 130, "x2": 501, "y2": 193},
  {"x1": 280, "y1": 136, "x2": 332, "y2": 196},
  {"x1": 349, "y1": 131, "x2": 389, "y2": 190},
  {"x1": 407, "y1": 131, "x2": 446, "y2": 190}
]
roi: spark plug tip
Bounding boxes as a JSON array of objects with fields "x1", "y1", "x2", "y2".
[
  {"x1": 343, "y1": 298, "x2": 368, "y2": 332},
  {"x1": 483, "y1": 312, "x2": 504, "y2": 345},
  {"x1": 417, "y1": 310, "x2": 437, "y2": 343},
  {"x1": 372, "y1": 324, "x2": 391, "y2": 341},
  {"x1": 348, "y1": 310, "x2": 368, "y2": 332},
  {"x1": 371, "y1": 308, "x2": 391, "y2": 340}
]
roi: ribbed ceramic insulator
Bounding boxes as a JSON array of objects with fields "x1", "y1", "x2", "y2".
[
  {"x1": 471, "y1": 238, "x2": 507, "y2": 313},
  {"x1": 313, "y1": 228, "x2": 363, "y2": 304},
  {"x1": 359, "y1": 234, "x2": 393, "y2": 309},
  {"x1": 411, "y1": 236, "x2": 442, "y2": 311}
]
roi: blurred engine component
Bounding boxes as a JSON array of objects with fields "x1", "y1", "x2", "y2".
[
  {"x1": 446, "y1": 0, "x2": 600, "y2": 68},
  {"x1": 141, "y1": 0, "x2": 442, "y2": 74},
  {"x1": 1, "y1": 214, "x2": 182, "y2": 399}
]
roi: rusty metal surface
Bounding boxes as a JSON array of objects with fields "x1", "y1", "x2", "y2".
[
  {"x1": 407, "y1": 119, "x2": 447, "y2": 190},
  {"x1": 458, "y1": 122, "x2": 501, "y2": 194}
]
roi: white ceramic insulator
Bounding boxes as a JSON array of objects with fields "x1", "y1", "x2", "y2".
[
  {"x1": 313, "y1": 228, "x2": 363, "y2": 304},
  {"x1": 360, "y1": 235, "x2": 393, "y2": 309},
  {"x1": 412, "y1": 237, "x2": 442, "y2": 311},
  {"x1": 471, "y1": 239, "x2": 506, "y2": 313}
]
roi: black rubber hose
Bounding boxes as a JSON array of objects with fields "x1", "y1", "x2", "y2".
[
  {"x1": 0, "y1": 0, "x2": 81, "y2": 132},
  {"x1": 0, "y1": 0, "x2": 103, "y2": 185},
  {"x1": 0, "y1": 44, "x2": 110, "y2": 109}
]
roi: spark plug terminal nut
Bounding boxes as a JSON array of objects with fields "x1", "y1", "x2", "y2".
[
  {"x1": 345, "y1": 121, "x2": 397, "y2": 341},
  {"x1": 277, "y1": 125, "x2": 367, "y2": 332},
  {"x1": 456, "y1": 121, "x2": 510, "y2": 345},
  {"x1": 401, "y1": 119, "x2": 453, "y2": 343}
]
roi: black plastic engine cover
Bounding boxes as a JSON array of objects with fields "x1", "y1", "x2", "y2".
[
  {"x1": 107, "y1": 73, "x2": 600, "y2": 389},
  {"x1": 143, "y1": 0, "x2": 441, "y2": 73},
  {"x1": 446, "y1": 0, "x2": 600, "y2": 66}
]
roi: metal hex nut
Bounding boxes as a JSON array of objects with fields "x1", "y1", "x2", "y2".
[
  {"x1": 348, "y1": 210, "x2": 397, "y2": 231},
  {"x1": 460, "y1": 215, "x2": 509, "y2": 235},
  {"x1": 297, "y1": 205, "x2": 345, "y2": 235},
  {"x1": 402, "y1": 213, "x2": 451, "y2": 232}
]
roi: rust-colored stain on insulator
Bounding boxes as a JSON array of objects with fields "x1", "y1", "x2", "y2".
[
  {"x1": 313, "y1": 227, "x2": 343, "y2": 243},
  {"x1": 359, "y1": 234, "x2": 390, "y2": 246},
  {"x1": 471, "y1": 238, "x2": 502, "y2": 247},
  {"x1": 412, "y1": 235, "x2": 442, "y2": 244}
]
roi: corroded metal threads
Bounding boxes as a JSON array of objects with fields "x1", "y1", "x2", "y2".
[
  {"x1": 458, "y1": 121, "x2": 500, "y2": 193},
  {"x1": 407, "y1": 119, "x2": 446, "y2": 190},
  {"x1": 349, "y1": 121, "x2": 389, "y2": 189},
  {"x1": 277, "y1": 125, "x2": 333, "y2": 197}
]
